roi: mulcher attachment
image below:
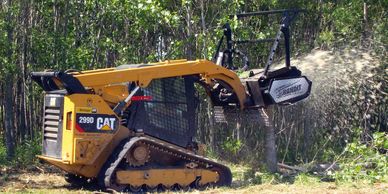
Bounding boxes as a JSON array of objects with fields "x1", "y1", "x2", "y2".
[
  {"x1": 214, "y1": 9, "x2": 312, "y2": 109},
  {"x1": 244, "y1": 66, "x2": 312, "y2": 107}
]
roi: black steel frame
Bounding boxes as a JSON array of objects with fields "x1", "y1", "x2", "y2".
[{"x1": 213, "y1": 9, "x2": 306, "y2": 77}]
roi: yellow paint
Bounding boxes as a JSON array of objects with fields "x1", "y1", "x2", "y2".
[
  {"x1": 99, "y1": 84, "x2": 129, "y2": 104},
  {"x1": 62, "y1": 96, "x2": 75, "y2": 163},
  {"x1": 100, "y1": 125, "x2": 112, "y2": 130},
  {"x1": 75, "y1": 107, "x2": 93, "y2": 113},
  {"x1": 73, "y1": 60, "x2": 247, "y2": 109},
  {"x1": 39, "y1": 93, "x2": 131, "y2": 178},
  {"x1": 116, "y1": 168, "x2": 219, "y2": 187}
]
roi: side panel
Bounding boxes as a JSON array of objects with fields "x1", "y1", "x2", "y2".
[
  {"x1": 61, "y1": 96, "x2": 75, "y2": 163},
  {"x1": 42, "y1": 94, "x2": 64, "y2": 159},
  {"x1": 62, "y1": 94, "x2": 119, "y2": 164},
  {"x1": 60, "y1": 94, "x2": 130, "y2": 176},
  {"x1": 40, "y1": 94, "x2": 131, "y2": 178}
]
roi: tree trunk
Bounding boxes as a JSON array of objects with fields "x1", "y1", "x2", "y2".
[
  {"x1": 207, "y1": 97, "x2": 215, "y2": 151},
  {"x1": 184, "y1": 2, "x2": 195, "y2": 59},
  {"x1": 303, "y1": 106, "x2": 312, "y2": 162},
  {"x1": 4, "y1": 74, "x2": 15, "y2": 159},
  {"x1": 259, "y1": 107, "x2": 278, "y2": 173},
  {"x1": 362, "y1": 2, "x2": 371, "y2": 47},
  {"x1": 20, "y1": 0, "x2": 30, "y2": 140},
  {"x1": 16, "y1": 80, "x2": 24, "y2": 142},
  {"x1": 5, "y1": 0, "x2": 15, "y2": 159},
  {"x1": 0, "y1": 85, "x2": 4, "y2": 135},
  {"x1": 200, "y1": 0, "x2": 207, "y2": 59}
]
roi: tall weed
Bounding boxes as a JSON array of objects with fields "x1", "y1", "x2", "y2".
[{"x1": 334, "y1": 132, "x2": 388, "y2": 183}]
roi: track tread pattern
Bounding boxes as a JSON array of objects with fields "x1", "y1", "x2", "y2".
[
  {"x1": 98, "y1": 136, "x2": 232, "y2": 191},
  {"x1": 98, "y1": 137, "x2": 144, "y2": 188}
]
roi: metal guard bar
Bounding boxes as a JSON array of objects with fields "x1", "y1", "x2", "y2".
[{"x1": 31, "y1": 71, "x2": 87, "y2": 94}]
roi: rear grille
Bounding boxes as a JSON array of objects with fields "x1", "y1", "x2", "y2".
[
  {"x1": 43, "y1": 107, "x2": 61, "y2": 140},
  {"x1": 42, "y1": 94, "x2": 64, "y2": 159}
]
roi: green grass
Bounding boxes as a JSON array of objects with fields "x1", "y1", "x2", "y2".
[{"x1": 0, "y1": 163, "x2": 387, "y2": 193}]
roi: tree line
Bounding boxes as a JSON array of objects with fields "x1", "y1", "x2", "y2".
[{"x1": 0, "y1": 0, "x2": 386, "y2": 166}]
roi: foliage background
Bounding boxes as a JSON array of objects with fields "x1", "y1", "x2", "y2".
[{"x1": 0, "y1": 0, "x2": 386, "y2": 183}]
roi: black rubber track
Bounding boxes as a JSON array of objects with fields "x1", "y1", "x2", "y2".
[
  {"x1": 97, "y1": 137, "x2": 143, "y2": 189},
  {"x1": 97, "y1": 136, "x2": 232, "y2": 192}
]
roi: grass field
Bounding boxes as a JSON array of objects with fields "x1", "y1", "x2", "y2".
[{"x1": 1, "y1": 165, "x2": 387, "y2": 194}]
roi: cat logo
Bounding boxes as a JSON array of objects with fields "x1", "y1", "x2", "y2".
[{"x1": 96, "y1": 117, "x2": 116, "y2": 131}]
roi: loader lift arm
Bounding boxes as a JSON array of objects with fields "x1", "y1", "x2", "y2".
[{"x1": 31, "y1": 59, "x2": 248, "y2": 109}]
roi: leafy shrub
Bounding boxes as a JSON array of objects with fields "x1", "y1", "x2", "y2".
[
  {"x1": 317, "y1": 30, "x2": 335, "y2": 48},
  {"x1": 0, "y1": 138, "x2": 7, "y2": 165},
  {"x1": 334, "y1": 132, "x2": 388, "y2": 183},
  {"x1": 13, "y1": 136, "x2": 42, "y2": 167},
  {"x1": 221, "y1": 136, "x2": 242, "y2": 155},
  {"x1": 242, "y1": 168, "x2": 262, "y2": 185}
]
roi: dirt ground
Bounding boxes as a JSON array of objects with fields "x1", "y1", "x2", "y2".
[{"x1": 1, "y1": 169, "x2": 387, "y2": 194}]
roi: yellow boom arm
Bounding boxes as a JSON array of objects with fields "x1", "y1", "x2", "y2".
[{"x1": 71, "y1": 59, "x2": 247, "y2": 108}]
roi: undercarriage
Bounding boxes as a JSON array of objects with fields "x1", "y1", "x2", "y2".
[{"x1": 65, "y1": 135, "x2": 231, "y2": 192}]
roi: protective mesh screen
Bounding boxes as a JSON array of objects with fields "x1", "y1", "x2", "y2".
[{"x1": 126, "y1": 76, "x2": 197, "y2": 147}]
